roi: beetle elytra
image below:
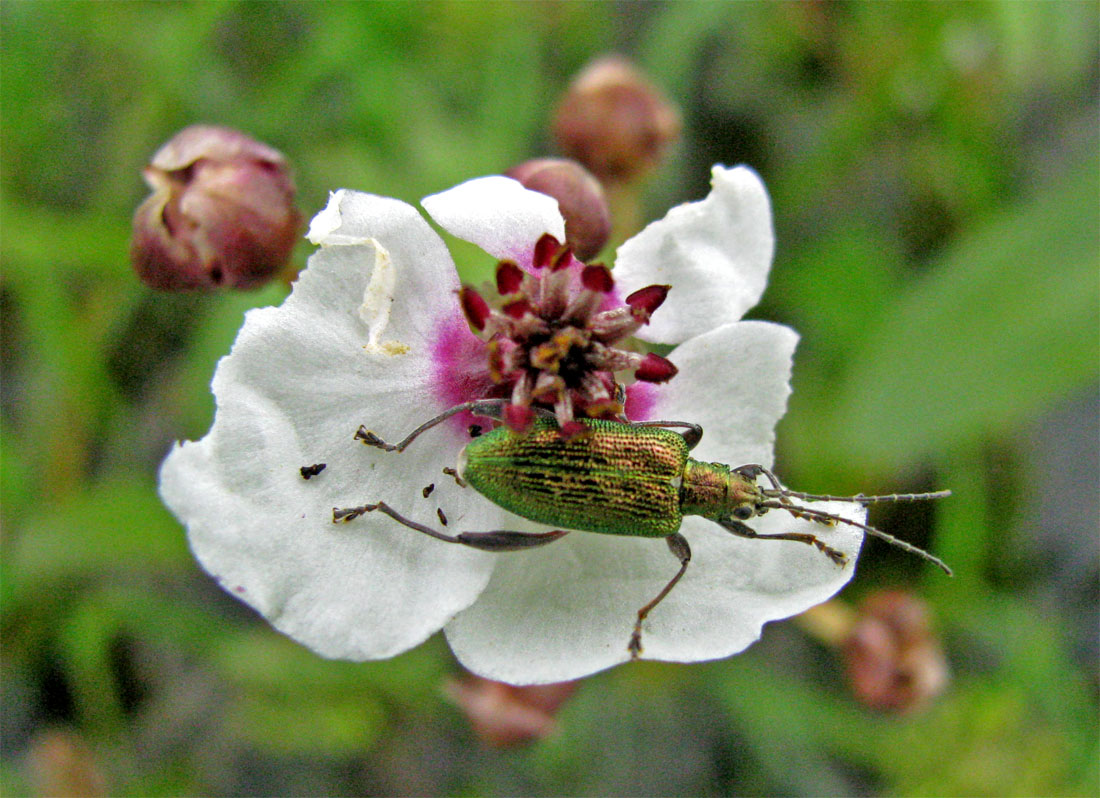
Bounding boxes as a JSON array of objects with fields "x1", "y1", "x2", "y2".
[{"x1": 336, "y1": 398, "x2": 951, "y2": 657}]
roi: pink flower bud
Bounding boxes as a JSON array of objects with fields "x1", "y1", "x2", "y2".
[
  {"x1": 444, "y1": 673, "x2": 579, "y2": 747},
  {"x1": 552, "y1": 56, "x2": 681, "y2": 184},
  {"x1": 131, "y1": 125, "x2": 301, "y2": 290},
  {"x1": 843, "y1": 590, "x2": 949, "y2": 714},
  {"x1": 506, "y1": 158, "x2": 611, "y2": 261}
]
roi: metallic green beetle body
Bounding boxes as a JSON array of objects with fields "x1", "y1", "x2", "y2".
[
  {"x1": 458, "y1": 418, "x2": 688, "y2": 537},
  {"x1": 456, "y1": 417, "x2": 763, "y2": 538},
  {"x1": 345, "y1": 398, "x2": 951, "y2": 658}
]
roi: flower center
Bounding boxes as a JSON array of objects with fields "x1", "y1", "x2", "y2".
[{"x1": 459, "y1": 233, "x2": 676, "y2": 434}]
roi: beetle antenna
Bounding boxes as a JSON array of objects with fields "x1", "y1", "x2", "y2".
[
  {"x1": 761, "y1": 488, "x2": 953, "y2": 504},
  {"x1": 759, "y1": 500, "x2": 953, "y2": 576}
]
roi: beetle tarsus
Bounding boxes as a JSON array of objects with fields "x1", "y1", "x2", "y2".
[
  {"x1": 630, "y1": 532, "x2": 692, "y2": 659},
  {"x1": 357, "y1": 500, "x2": 573, "y2": 551},
  {"x1": 332, "y1": 504, "x2": 375, "y2": 523},
  {"x1": 719, "y1": 517, "x2": 848, "y2": 567},
  {"x1": 355, "y1": 426, "x2": 395, "y2": 451},
  {"x1": 442, "y1": 466, "x2": 467, "y2": 488}
]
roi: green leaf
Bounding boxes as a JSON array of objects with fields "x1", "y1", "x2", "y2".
[
  {"x1": 7, "y1": 476, "x2": 191, "y2": 605},
  {"x1": 814, "y1": 157, "x2": 1099, "y2": 471}
]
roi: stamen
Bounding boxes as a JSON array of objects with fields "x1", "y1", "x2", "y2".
[
  {"x1": 504, "y1": 403, "x2": 535, "y2": 432},
  {"x1": 634, "y1": 352, "x2": 678, "y2": 383},
  {"x1": 588, "y1": 306, "x2": 643, "y2": 342},
  {"x1": 625, "y1": 284, "x2": 670, "y2": 322},
  {"x1": 550, "y1": 245, "x2": 574, "y2": 272},
  {"x1": 503, "y1": 298, "x2": 533, "y2": 319},
  {"x1": 496, "y1": 260, "x2": 525, "y2": 295},
  {"x1": 559, "y1": 420, "x2": 587, "y2": 439},
  {"x1": 459, "y1": 286, "x2": 491, "y2": 331},
  {"x1": 532, "y1": 371, "x2": 565, "y2": 400},
  {"x1": 532, "y1": 233, "x2": 560, "y2": 270},
  {"x1": 580, "y1": 264, "x2": 614, "y2": 293}
]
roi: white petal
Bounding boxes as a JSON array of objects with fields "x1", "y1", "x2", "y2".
[
  {"x1": 615, "y1": 165, "x2": 774, "y2": 344},
  {"x1": 423, "y1": 176, "x2": 566, "y2": 265},
  {"x1": 644, "y1": 320, "x2": 799, "y2": 468},
  {"x1": 445, "y1": 506, "x2": 861, "y2": 684},
  {"x1": 443, "y1": 320, "x2": 853, "y2": 684},
  {"x1": 305, "y1": 189, "x2": 461, "y2": 344},
  {"x1": 162, "y1": 193, "x2": 504, "y2": 661},
  {"x1": 632, "y1": 503, "x2": 862, "y2": 665}
]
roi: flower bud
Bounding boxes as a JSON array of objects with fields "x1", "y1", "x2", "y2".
[
  {"x1": 506, "y1": 158, "x2": 611, "y2": 261},
  {"x1": 552, "y1": 56, "x2": 681, "y2": 184},
  {"x1": 444, "y1": 673, "x2": 579, "y2": 747},
  {"x1": 131, "y1": 125, "x2": 302, "y2": 290},
  {"x1": 843, "y1": 590, "x2": 949, "y2": 714}
]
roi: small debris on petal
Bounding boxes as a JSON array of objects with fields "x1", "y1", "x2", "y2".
[{"x1": 299, "y1": 463, "x2": 327, "y2": 479}]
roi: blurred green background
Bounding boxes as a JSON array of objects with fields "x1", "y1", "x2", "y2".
[{"x1": 2, "y1": 2, "x2": 1097, "y2": 795}]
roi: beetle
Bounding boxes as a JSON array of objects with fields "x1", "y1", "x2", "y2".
[{"x1": 336, "y1": 398, "x2": 951, "y2": 657}]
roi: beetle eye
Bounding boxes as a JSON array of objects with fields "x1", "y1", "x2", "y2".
[{"x1": 732, "y1": 504, "x2": 754, "y2": 521}]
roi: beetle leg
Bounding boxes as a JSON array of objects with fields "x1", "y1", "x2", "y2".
[
  {"x1": 356, "y1": 399, "x2": 556, "y2": 453},
  {"x1": 333, "y1": 501, "x2": 570, "y2": 551},
  {"x1": 629, "y1": 532, "x2": 692, "y2": 658},
  {"x1": 733, "y1": 464, "x2": 784, "y2": 491},
  {"x1": 356, "y1": 399, "x2": 508, "y2": 452},
  {"x1": 718, "y1": 517, "x2": 848, "y2": 566},
  {"x1": 627, "y1": 420, "x2": 704, "y2": 450},
  {"x1": 441, "y1": 466, "x2": 467, "y2": 488}
]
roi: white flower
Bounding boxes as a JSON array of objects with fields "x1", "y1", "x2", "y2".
[{"x1": 159, "y1": 165, "x2": 864, "y2": 685}]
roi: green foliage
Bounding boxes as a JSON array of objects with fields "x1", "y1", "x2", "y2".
[{"x1": 2, "y1": 1, "x2": 1096, "y2": 795}]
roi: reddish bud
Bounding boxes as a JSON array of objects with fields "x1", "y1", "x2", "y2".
[
  {"x1": 507, "y1": 158, "x2": 611, "y2": 261},
  {"x1": 496, "y1": 260, "x2": 525, "y2": 295},
  {"x1": 532, "y1": 233, "x2": 561, "y2": 270},
  {"x1": 843, "y1": 590, "x2": 948, "y2": 714},
  {"x1": 459, "y1": 286, "x2": 491, "y2": 331},
  {"x1": 581, "y1": 264, "x2": 614, "y2": 294},
  {"x1": 445, "y1": 674, "x2": 579, "y2": 748},
  {"x1": 130, "y1": 125, "x2": 301, "y2": 290},
  {"x1": 26, "y1": 729, "x2": 107, "y2": 798},
  {"x1": 634, "y1": 352, "x2": 678, "y2": 383},
  {"x1": 552, "y1": 57, "x2": 681, "y2": 184},
  {"x1": 625, "y1": 284, "x2": 670, "y2": 321}
]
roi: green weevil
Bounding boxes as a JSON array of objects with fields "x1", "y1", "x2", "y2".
[{"x1": 335, "y1": 398, "x2": 951, "y2": 656}]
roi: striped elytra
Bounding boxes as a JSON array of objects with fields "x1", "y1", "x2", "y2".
[{"x1": 458, "y1": 418, "x2": 688, "y2": 537}]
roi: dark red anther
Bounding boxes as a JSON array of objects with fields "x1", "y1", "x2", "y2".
[
  {"x1": 625, "y1": 284, "x2": 670, "y2": 321},
  {"x1": 634, "y1": 352, "x2": 678, "y2": 383},
  {"x1": 550, "y1": 244, "x2": 574, "y2": 272},
  {"x1": 496, "y1": 260, "x2": 524, "y2": 295},
  {"x1": 581, "y1": 264, "x2": 614, "y2": 293},
  {"x1": 504, "y1": 403, "x2": 535, "y2": 432},
  {"x1": 503, "y1": 299, "x2": 533, "y2": 319},
  {"x1": 533, "y1": 234, "x2": 561, "y2": 270},
  {"x1": 459, "y1": 286, "x2": 491, "y2": 332}
]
